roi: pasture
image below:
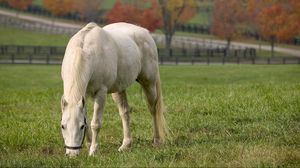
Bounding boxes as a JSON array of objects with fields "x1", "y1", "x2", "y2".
[{"x1": 0, "y1": 64, "x2": 299, "y2": 167}]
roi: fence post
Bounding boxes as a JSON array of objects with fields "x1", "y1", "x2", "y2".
[
  {"x1": 160, "y1": 55, "x2": 164, "y2": 65},
  {"x1": 11, "y1": 54, "x2": 14, "y2": 64},
  {"x1": 243, "y1": 48, "x2": 247, "y2": 58},
  {"x1": 252, "y1": 57, "x2": 255, "y2": 64},
  {"x1": 211, "y1": 49, "x2": 214, "y2": 57},
  {"x1": 222, "y1": 56, "x2": 225, "y2": 65},
  {"x1": 46, "y1": 54, "x2": 50, "y2": 64},
  {"x1": 182, "y1": 48, "x2": 186, "y2": 57},
  {"x1": 29, "y1": 54, "x2": 32, "y2": 64},
  {"x1": 0, "y1": 46, "x2": 3, "y2": 55},
  {"x1": 267, "y1": 58, "x2": 271, "y2": 64},
  {"x1": 191, "y1": 49, "x2": 194, "y2": 65},
  {"x1": 207, "y1": 54, "x2": 210, "y2": 65},
  {"x1": 283, "y1": 58, "x2": 286, "y2": 64}
]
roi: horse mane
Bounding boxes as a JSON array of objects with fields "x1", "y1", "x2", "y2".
[{"x1": 62, "y1": 23, "x2": 98, "y2": 104}]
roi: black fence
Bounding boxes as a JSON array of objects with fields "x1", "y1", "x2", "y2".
[
  {"x1": 0, "y1": 45, "x2": 64, "y2": 64},
  {"x1": 1, "y1": 3, "x2": 300, "y2": 46},
  {"x1": 0, "y1": 45, "x2": 299, "y2": 65}
]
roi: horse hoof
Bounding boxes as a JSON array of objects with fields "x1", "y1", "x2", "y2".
[
  {"x1": 118, "y1": 140, "x2": 131, "y2": 152},
  {"x1": 152, "y1": 138, "x2": 163, "y2": 147},
  {"x1": 118, "y1": 145, "x2": 131, "y2": 152},
  {"x1": 89, "y1": 144, "x2": 98, "y2": 156}
]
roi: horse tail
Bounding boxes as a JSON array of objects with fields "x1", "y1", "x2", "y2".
[{"x1": 154, "y1": 70, "x2": 168, "y2": 142}]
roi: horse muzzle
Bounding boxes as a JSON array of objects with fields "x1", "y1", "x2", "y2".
[{"x1": 65, "y1": 148, "x2": 80, "y2": 157}]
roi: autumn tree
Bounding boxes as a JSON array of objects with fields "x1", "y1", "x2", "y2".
[
  {"x1": 158, "y1": 0, "x2": 197, "y2": 57},
  {"x1": 106, "y1": 0, "x2": 161, "y2": 32},
  {"x1": 0, "y1": 0, "x2": 7, "y2": 4},
  {"x1": 211, "y1": 0, "x2": 247, "y2": 55},
  {"x1": 7, "y1": 0, "x2": 33, "y2": 11},
  {"x1": 291, "y1": 0, "x2": 300, "y2": 17},
  {"x1": 248, "y1": 0, "x2": 300, "y2": 57},
  {"x1": 73, "y1": 0, "x2": 101, "y2": 21},
  {"x1": 43, "y1": 0, "x2": 74, "y2": 16}
]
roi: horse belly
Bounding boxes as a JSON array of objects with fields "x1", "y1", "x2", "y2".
[{"x1": 108, "y1": 42, "x2": 141, "y2": 93}]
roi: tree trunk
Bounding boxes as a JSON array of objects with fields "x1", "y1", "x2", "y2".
[
  {"x1": 164, "y1": 33, "x2": 173, "y2": 58},
  {"x1": 158, "y1": 0, "x2": 186, "y2": 59},
  {"x1": 271, "y1": 40, "x2": 275, "y2": 58},
  {"x1": 226, "y1": 38, "x2": 231, "y2": 57}
]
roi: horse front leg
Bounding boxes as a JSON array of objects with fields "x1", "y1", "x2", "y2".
[
  {"x1": 112, "y1": 91, "x2": 132, "y2": 151},
  {"x1": 89, "y1": 90, "x2": 106, "y2": 156}
]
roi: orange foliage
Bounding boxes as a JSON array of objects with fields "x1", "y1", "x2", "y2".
[
  {"x1": 251, "y1": 0, "x2": 300, "y2": 42},
  {"x1": 73, "y1": 0, "x2": 101, "y2": 20},
  {"x1": 291, "y1": 0, "x2": 300, "y2": 18},
  {"x1": 43, "y1": 0, "x2": 74, "y2": 16},
  {"x1": 177, "y1": 5, "x2": 197, "y2": 24},
  {"x1": 7, "y1": 0, "x2": 33, "y2": 10},
  {"x1": 106, "y1": 0, "x2": 162, "y2": 32},
  {"x1": 211, "y1": 0, "x2": 247, "y2": 42}
]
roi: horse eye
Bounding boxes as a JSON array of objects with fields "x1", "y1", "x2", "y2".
[
  {"x1": 80, "y1": 125, "x2": 85, "y2": 130},
  {"x1": 61, "y1": 125, "x2": 65, "y2": 130}
]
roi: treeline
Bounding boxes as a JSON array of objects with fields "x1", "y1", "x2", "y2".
[
  {"x1": 0, "y1": 0, "x2": 299, "y2": 53},
  {"x1": 211, "y1": 0, "x2": 300, "y2": 57}
]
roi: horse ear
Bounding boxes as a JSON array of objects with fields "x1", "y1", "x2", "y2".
[{"x1": 61, "y1": 95, "x2": 67, "y2": 111}]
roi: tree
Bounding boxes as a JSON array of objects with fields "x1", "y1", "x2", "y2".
[
  {"x1": 73, "y1": 0, "x2": 101, "y2": 21},
  {"x1": 158, "y1": 0, "x2": 197, "y2": 57},
  {"x1": 43, "y1": 0, "x2": 74, "y2": 16},
  {"x1": 211, "y1": 0, "x2": 247, "y2": 55},
  {"x1": 0, "y1": 0, "x2": 7, "y2": 4},
  {"x1": 106, "y1": 0, "x2": 162, "y2": 32},
  {"x1": 7, "y1": 0, "x2": 33, "y2": 11},
  {"x1": 248, "y1": 0, "x2": 300, "y2": 57},
  {"x1": 290, "y1": 0, "x2": 300, "y2": 22}
]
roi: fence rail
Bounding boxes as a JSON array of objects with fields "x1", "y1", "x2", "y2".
[
  {"x1": 0, "y1": 45, "x2": 299, "y2": 65},
  {"x1": 1, "y1": 3, "x2": 300, "y2": 46}
]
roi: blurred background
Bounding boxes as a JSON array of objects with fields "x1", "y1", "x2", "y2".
[{"x1": 0, "y1": 0, "x2": 299, "y2": 64}]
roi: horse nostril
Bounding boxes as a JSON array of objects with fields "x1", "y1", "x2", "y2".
[
  {"x1": 80, "y1": 125, "x2": 85, "y2": 130},
  {"x1": 65, "y1": 149, "x2": 80, "y2": 157}
]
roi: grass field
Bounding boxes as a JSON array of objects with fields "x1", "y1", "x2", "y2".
[
  {"x1": 32, "y1": 0, "x2": 116, "y2": 10},
  {"x1": 0, "y1": 26, "x2": 69, "y2": 46},
  {"x1": 0, "y1": 64, "x2": 299, "y2": 167}
]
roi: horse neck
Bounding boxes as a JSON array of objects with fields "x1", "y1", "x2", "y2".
[{"x1": 62, "y1": 50, "x2": 90, "y2": 105}]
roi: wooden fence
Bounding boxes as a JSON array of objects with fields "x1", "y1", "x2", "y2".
[{"x1": 0, "y1": 45, "x2": 299, "y2": 65}]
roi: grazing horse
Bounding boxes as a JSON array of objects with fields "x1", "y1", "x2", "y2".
[{"x1": 61, "y1": 22, "x2": 167, "y2": 156}]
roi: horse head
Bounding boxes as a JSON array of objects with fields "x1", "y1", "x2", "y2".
[{"x1": 61, "y1": 95, "x2": 87, "y2": 157}]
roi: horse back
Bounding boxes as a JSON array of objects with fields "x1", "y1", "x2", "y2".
[{"x1": 103, "y1": 23, "x2": 159, "y2": 82}]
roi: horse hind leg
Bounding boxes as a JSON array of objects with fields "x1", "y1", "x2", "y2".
[
  {"x1": 140, "y1": 78, "x2": 167, "y2": 146},
  {"x1": 112, "y1": 91, "x2": 132, "y2": 151}
]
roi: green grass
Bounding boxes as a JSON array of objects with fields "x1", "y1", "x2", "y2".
[
  {"x1": 33, "y1": 0, "x2": 115, "y2": 10},
  {"x1": 0, "y1": 26, "x2": 69, "y2": 46},
  {"x1": 0, "y1": 64, "x2": 299, "y2": 167},
  {"x1": 33, "y1": 0, "x2": 43, "y2": 7},
  {"x1": 102, "y1": 0, "x2": 116, "y2": 10},
  {"x1": 189, "y1": 11, "x2": 211, "y2": 25}
]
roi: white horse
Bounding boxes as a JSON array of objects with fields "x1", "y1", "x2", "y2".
[{"x1": 61, "y1": 22, "x2": 167, "y2": 156}]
